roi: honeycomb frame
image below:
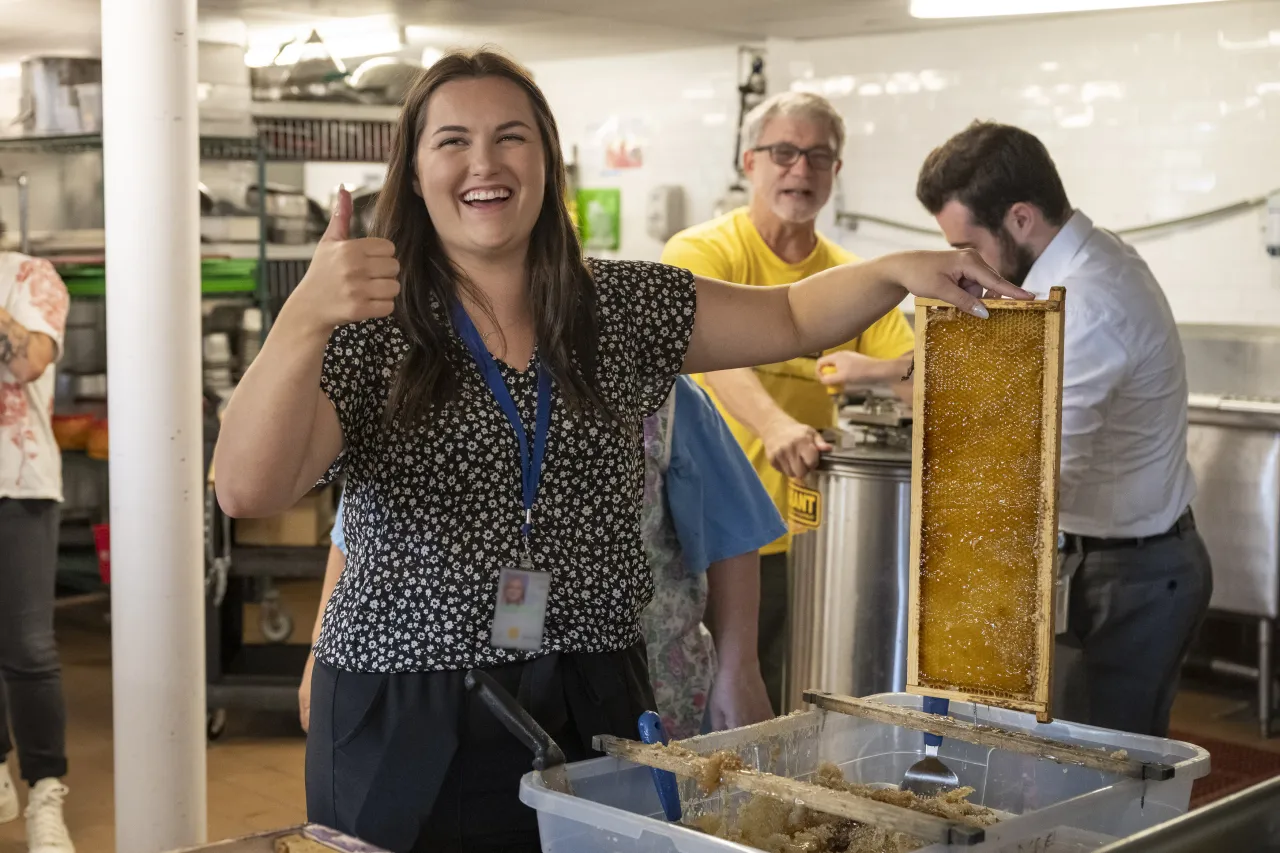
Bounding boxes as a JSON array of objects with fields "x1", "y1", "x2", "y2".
[{"x1": 906, "y1": 287, "x2": 1065, "y2": 722}]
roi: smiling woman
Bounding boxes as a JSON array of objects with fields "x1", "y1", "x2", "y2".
[
  {"x1": 375, "y1": 56, "x2": 600, "y2": 429},
  {"x1": 211, "y1": 46, "x2": 1027, "y2": 853}
]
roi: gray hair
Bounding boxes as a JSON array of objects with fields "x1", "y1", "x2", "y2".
[{"x1": 741, "y1": 91, "x2": 846, "y2": 156}]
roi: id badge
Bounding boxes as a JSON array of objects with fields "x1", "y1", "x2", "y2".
[{"x1": 490, "y1": 566, "x2": 551, "y2": 651}]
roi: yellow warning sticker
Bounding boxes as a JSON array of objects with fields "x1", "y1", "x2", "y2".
[{"x1": 788, "y1": 481, "x2": 822, "y2": 532}]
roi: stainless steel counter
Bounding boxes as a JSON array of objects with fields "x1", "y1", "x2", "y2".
[
  {"x1": 1188, "y1": 395, "x2": 1280, "y2": 619},
  {"x1": 1178, "y1": 326, "x2": 1280, "y2": 738},
  {"x1": 1186, "y1": 391, "x2": 1280, "y2": 738}
]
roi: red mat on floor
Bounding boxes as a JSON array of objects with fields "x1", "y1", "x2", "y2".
[{"x1": 1168, "y1": 729, "x2": 1280, "y2": 808}]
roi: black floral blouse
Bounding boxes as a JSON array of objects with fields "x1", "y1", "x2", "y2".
[{"x1": 313, "y1": 259, "x2": 698, "y2": 672}]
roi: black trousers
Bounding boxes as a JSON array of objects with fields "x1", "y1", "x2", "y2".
[
  {"x1": 0, "y1": 499, "x2": 68, "y2": 783},
  {"x1": 306, "y1": 643, "x2": 654, "y2": 853},
  {"x1": 1052, "y1": 521, "x2": 1213, "y2": 737}
]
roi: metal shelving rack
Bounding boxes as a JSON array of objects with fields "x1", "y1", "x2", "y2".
[
  {"x1": 210, "y1": 109, "x2": 395, "y2": 737},
  {"x1": 0, "y1": 109, "x2": 396, "y2": 738}
]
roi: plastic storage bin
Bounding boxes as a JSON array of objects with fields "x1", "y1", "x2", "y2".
[{"x1": 520, "y1": 692, "x2": 1209, "y2": 852}]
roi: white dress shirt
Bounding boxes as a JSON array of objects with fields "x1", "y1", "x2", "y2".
[{"x1": 1021, "y1": 211, "x2": 1195, "y2": 539}]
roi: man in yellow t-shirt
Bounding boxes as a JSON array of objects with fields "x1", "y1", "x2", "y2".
[{"x1": 661, "y1": 91, "x2": 915, "y2": 712}]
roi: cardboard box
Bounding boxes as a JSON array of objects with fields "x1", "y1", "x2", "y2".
[
  {"x1": 167, "y1": 823, "x2": 390, "y2": 852},
  {"x1": 234, "y1": 490, "x2": 335, "y2": 547}
]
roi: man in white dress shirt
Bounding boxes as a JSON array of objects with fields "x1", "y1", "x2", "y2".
[{"x1": 915, "y1": 121, "x2": 1213, "y2": 737}]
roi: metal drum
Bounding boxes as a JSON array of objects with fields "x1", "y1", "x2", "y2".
[{"x1": 785, "y1": 437, "x2": 912, "y2": 712}]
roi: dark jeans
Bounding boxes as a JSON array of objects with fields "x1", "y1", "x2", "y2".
[
  {"x1": 306, "y1": 643, "x2": 654, "y2": 853},
  {"x1": 759, "y1": 553, "x2": 789, "y2": 715},
  {"x1": 0, "y1": 499, "x2": 68, "y2": 782},
  {"x1": 1052, "y1": 521, "x2": 1213, "y2": 737}
]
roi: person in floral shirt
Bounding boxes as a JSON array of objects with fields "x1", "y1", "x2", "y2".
[
  {"x1": 301, "y1": 376, "x2": 783, "y2": 741},
  {"x1": 0, "y1": 249, "x2": 74, "y2": 853},
  {"x1": 636, "y1": 376, "x2": 783, "y2": 738}
]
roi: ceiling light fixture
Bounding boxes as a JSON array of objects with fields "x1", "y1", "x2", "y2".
[
  {"x1": 910, "y1": 0, "x2": 1228, "y2": 19},
  {"x1": 244, "y1": 14, "x2": 404, "y2": 68}
]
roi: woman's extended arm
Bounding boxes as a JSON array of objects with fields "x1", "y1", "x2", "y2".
[{"x1": 683, "y1": 249, "x2": 1029, "y2": 374}]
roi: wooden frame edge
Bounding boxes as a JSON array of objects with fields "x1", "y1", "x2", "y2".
[
  {"x1": 805, "y1": 691, "x2": 1172, "y2": 779},
  {"x1": 906, "y1": 306, "x2": 929, "y2": 694},
  {"x1": 1034, "y1": 286, "x2": 1067, "y2": 720},
  {"x1": 914, "y1": 296, "x2": 1063, "y2": 312},
  {"x1": 900, "y1": 684, "x2": 1049, "y2": 717}
]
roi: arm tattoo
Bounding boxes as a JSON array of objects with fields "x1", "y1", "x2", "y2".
[{"x1": 0, "y1": 316, "x2": 31, "y2": 367}]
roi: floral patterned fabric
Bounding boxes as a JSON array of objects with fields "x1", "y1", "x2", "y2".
[
  {"x1": 314, "y1": 259, "x2": 697, "y2": 673},
  {"x1": 327, "y1": 386, "x2": 721, "y2": 739},
  {"x1": 639, "y1": 388, "x2": 715, "y2": 740},
  {"x1": 0, "y1": 254, "x2": 68, "y2": 500}
]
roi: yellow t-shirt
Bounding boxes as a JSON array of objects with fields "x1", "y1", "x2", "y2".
[{"x1": 661, "y1": 208, "x2": 915, "y2": 555}]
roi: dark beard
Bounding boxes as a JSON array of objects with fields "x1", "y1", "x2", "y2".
[{"x1": 998, "y1": 227, "x2": 1037, "y2": 287}]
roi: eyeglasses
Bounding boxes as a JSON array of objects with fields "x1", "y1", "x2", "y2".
[{"x1": 752, "y1": 143, "x2": 838, "y2": 172}]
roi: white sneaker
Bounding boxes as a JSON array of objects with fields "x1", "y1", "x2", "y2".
[
  {"x1": 0, "y1": 761, "x2": 17, "y2": 824},
  {"x1": 25, "y1": 779, "x2": 74, "y2": 853}
]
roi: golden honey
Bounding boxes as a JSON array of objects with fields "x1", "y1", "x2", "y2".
[{"x1": 913, "y1": 303, "x2": 1060, "y2": 709}]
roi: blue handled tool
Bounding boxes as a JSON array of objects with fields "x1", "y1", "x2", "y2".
[
  {"x1": 638, "y1": 711, "x2": 682, "y2": 821},
  {"x1": 900, "y1": 696, "x2": 960, "y2": 797}
]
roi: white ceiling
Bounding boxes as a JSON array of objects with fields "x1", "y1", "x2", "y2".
[
  {"x1": 0, "y1": 0, "x2": 1258, "y2": 65},
  {"x1": 0, "y1": 0, "x2": 954, "y2": 65},
  {"x1": 212, "y1": 0, "x2": 933, "y2": 40}
]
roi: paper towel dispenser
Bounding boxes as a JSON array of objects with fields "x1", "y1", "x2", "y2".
[{"x1": 646, "y1": 185, "x2": 686, "y2": 243}]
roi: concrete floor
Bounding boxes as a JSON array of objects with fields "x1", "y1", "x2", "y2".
[
  {"x1": 0, "y1": 581, "x2": 1277, "y2": 852},
  {"x1": 0, "y1": 585, "x2": 315, "y2": 853}
]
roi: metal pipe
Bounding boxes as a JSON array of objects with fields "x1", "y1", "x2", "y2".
[
  {"x1": 1205, "y1": 658, "x2": 1263, "y2": 681},
  {"x1": 16, "y1": 173, "x2": 29, "y2": 255},
  {"x1": 1184, "y1": 645, "x2": 1278, "y2": 738},
  {"x1": 1184, "y1": 653, "x2": 1280, "y2": 688},
  {"x1": 102, "y1": 0, "x2": 207, "y2": 849},
  {"x1": 836, "y1": 190, "x2": 1277, "y2": 242},
  {"x1": 1262, "y1": 618, "x2": 1274, "y2": 739}
]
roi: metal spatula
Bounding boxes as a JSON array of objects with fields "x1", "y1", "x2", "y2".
[
  {"x1": 901, "y1": 696, "x2": 960, "y2": 798},
  {"x1": 465, "y1": 669, "x2": 574, "y2": 796}
]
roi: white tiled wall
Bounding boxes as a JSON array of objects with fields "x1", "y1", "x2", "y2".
[
  {"x1": 532, "y1": 2, "x2": 1280, "y2": 326},
  {"x1": 770, "y1": 1, "x2": 1280, "y2": 326},
  {"x1": 529, "y1": 46, "x2": 746, "y2": 263}
]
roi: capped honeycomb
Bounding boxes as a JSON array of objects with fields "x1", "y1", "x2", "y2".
[{"x1": 908, "y1": 293, "x2": 1064, "y2": 719}]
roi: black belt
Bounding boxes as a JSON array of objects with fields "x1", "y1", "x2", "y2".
[{"x1": 1059, "y1": 509, "x2": 1195, "y2": 554}]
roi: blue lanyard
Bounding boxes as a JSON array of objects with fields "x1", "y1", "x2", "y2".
[{"x1": 451, "y1": 302, "x2": 552, "y2": 547}]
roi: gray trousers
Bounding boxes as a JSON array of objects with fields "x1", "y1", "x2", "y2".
[
  {"x1": 1052, "y1": 517, "x2": 1213, "y2": 737},
  {"x1": 0, "y1": 499, "x2": 68, "y2": 782}
]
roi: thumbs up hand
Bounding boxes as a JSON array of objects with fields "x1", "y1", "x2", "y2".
[{"x1": 289, "y1": 187, "x2": 401, "y2": 332}]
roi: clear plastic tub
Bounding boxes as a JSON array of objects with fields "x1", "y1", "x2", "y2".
[{"x1": 519, "y1": 692, "x2": 1209, "y2": 852}]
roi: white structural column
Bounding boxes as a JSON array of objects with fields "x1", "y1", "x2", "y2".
[{"x1": 102, "y1": 0, "x2": 208, "y2": 850}]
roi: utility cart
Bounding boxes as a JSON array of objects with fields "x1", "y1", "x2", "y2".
[{"x1": 203, "y1": 477, "x2": 332, "y2": 740}]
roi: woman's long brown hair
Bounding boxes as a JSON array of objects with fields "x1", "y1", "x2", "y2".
[{"x1": 374, "y1": 48, "x2": 604, "y2": 426}]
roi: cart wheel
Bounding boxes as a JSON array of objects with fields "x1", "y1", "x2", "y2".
[
  {"x1": 260, "y1": 603, "x2": 294, "y2": 644},
  {"x1": 207, "y1": 708, "x2": 227, "y2": 741}
]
